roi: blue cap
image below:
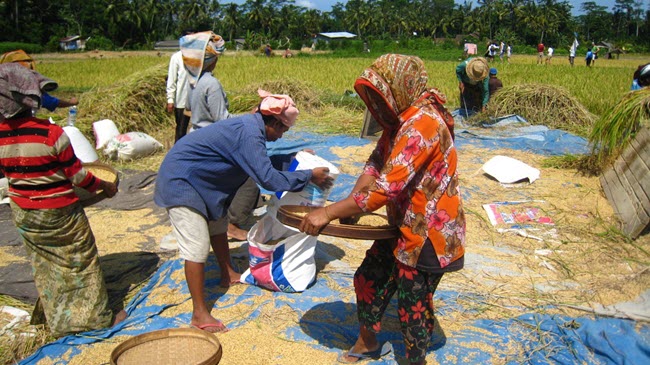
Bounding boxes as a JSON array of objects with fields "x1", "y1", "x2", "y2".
[{"x1": 490, "y1": 68, "x2": 497, "y2": 75}]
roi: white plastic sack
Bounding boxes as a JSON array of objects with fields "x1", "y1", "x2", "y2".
[
  {"x1": 93, "y1": 119, "x2": 120, "y2": 150},
  {"x1": 482, "y1": 155, "x2": 540, "y2": 183},
  {"x1": 240, "y1": 214, "x2": 317, "y2": 292},
  {"x1": 63, "y1": 126, "x2": 99, "y2": 163},
  {"x1": 241, "y1": 153, "x2": 340, "y2": 292},
  {"x1": 276, "y1": 151, "x2": 340, "y2": 207},
  {"x1": 104, "y1": 132, "x2": 163, "y2": 161}
]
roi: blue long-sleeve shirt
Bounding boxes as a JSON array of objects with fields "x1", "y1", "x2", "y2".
[{"x1": 154, "y1": 112, "x2": 312, "y2": 220}]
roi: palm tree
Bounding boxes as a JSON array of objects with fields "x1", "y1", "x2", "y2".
[{"x1": 223, "y1": 3, "x2": 241, "y2": 41}]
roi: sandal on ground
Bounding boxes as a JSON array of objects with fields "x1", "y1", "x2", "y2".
[
  {"x1": 191, "y1": 322, "x2": 228, "y2": 333},
  {"x1": 337, "y1": 342, "x2": 393, "y2": 363}
]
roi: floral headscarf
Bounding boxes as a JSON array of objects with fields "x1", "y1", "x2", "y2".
[
  {"x1": 354, "y1": 53, "x2": 454, "y2": 139},
  {"x1": 353, "y1": 54, "x2": 429, "y2": 130}
]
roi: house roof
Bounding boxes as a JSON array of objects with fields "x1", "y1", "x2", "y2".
[
  {"x1": 318, "y1": 32, "x2": 356, "y2": 39},
  {"x1": 60, "y1": 35, "x2": 81, "y2": 43},
  {"x1": 154, "y1": 40, "x2": 180, "y2": 50}
]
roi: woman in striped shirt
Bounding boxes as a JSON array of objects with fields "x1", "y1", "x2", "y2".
[{"x1": 0, "y1": 63, "x2": 126, "y2": 337}]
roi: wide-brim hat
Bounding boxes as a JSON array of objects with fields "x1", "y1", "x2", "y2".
[{"x1": 466, "y1": 57, "x2": 489, "y2": 82}]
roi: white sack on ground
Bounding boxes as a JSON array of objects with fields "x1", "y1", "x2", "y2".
[
  {"x1": 482, "y1": 155, "x2": 540, "y2": 183},
  {"x1": 103, "y1": 132, "x2": 163, "y2": 161},
  {"x1": 92, "y1": 119, "x2": 120, "y2": 149},
  {"x1": 63, "y1": 126, "x2": 99, "y2": 163},
  {"x1": 241, "y1": 152, "x2": 340, "y2": 292}
]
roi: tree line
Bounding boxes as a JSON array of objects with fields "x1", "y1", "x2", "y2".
[{"x1": 1, "y1": 0, "x2": 648, "y2": 52}]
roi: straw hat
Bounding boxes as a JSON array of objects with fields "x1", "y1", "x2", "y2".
[{"x1": 466, "y1": 57, "x2": 489, "y2": 82}]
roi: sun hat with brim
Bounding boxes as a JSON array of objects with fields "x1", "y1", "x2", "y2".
[{"x1": 466, "y1": 57, "x2": 489, "y2": 82}]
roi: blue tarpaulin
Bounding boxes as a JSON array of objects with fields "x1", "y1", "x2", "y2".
[{"x1": 18, "y1": 120, "x2": 650, "y2": 365}]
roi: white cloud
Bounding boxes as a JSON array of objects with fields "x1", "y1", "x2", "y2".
[{"x1": 296, "y1": 1, "x2": 316, "y2": 9}]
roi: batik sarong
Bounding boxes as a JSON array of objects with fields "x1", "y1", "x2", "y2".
[{"x1": 10, "y1": 201, "x2": 113, "y2": 337}]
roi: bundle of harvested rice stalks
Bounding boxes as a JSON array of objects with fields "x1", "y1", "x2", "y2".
[
  {"x1": 231, "y1": 78, "x2": 325, "y2": 113},
  {"x1": 76, "y1": 64, "x2": 171, "y2": 138},
  {"x1": 476, "y1": 84, "x2": 596, "y2": 136},
  {"x1": 589, "y1": 86, "x2": 650, "y2": 164}
]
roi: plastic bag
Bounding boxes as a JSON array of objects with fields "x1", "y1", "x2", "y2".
[
  {"x1": 103, "y1": 132, "x2": 163, "y2": 161},
  {"x1": 275, "y1": 151, "x2": 339, "y2": 207}
]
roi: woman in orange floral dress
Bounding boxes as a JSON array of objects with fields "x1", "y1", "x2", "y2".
[{"x1": 300, "y1": 54, "x2": 465, "y2": 364}]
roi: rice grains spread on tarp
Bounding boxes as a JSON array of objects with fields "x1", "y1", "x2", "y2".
[{"x1": 17, "y1": 132, "x2": 650, "y2": 365}]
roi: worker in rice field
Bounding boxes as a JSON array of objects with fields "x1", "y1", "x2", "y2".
[
  {"x1": 455, "y1": 56, "x2": 489, "y2": 116},
  {"x1": 166, "y1": 30, "x2": 194, "y2": 143},
  {"x1": 0, "y1": 50, "x2": 79, "y2": 112},
  {"x1": 299, "y1": 54, "x2": 465, "y2": 364},
  {"x1": 154, "y1": 90, "x2": 332, "y2": 333},
  {"x1": 180, "y1": 31, "x2": 256, "y2": 241},
  {"x1": 631, "y1": 63, "x2": 650, "y2": 90},
  {"x1": 488, "y1": 67, "x2": 503, "y2": 98},
  {"x1": 0, "y1": 63, "x2": 126, "y2": 337}
]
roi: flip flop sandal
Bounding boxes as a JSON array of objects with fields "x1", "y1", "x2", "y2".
[
  {"x1": 337, "y1": 342, "x2": 393, "y2": 363},
  {"x1": 191, "y1": 322, "x2": 228, "y2": 333}
]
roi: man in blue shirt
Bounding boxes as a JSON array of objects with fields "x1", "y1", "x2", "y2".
[{"x1": 155, "y1": 91, "x2": 332, "y2": 332}]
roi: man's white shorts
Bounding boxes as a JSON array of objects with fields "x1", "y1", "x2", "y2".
[{"x1": 167, "y1": 207, "x2": 228, "y2": 263}]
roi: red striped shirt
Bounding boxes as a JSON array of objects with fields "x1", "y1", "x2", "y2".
[{"x1": 0, "y1": 117, "x2": 100, "y2": 209}]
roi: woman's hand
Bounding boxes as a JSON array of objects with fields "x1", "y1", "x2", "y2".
[
  {"x1": 299, "y1": 207, "x2": 332, "y2": 236},
  {"x1": 99, "y1": 180, "x2": 118, "y2": 198}
]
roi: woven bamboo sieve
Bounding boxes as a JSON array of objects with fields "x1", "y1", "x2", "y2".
[
  {"x1": 110, "y1": 328, "x2": 222, "y2": 365},
  {"x1": 74, "y1": 162, "x2": 119, "y2": 206}
]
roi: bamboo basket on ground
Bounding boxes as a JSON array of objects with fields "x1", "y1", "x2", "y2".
[
  {"x1": 110, "y1": 328, "x2": 222, "y2": 365},
  {"x1": 74, "y1": 162, "x2": 119, "y2": 207}
]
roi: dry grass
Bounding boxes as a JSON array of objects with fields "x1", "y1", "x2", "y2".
[
  {"x1": 474, "y1": 83, "x2": 597, "y2": 137},
  {"x1": 589, "y1": 87, "x2": 650, "y2": 164}
]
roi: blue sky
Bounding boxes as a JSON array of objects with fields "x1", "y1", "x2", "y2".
[{"x1": 228, "y1": 1, "x2": 622, "y2": 15}]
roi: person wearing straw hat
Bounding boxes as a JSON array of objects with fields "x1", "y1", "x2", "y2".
[
  {"x1": 455, "y1": 56, "x2": 489, "y2": 116},
  {"x1": 180, "y1": 31, "x2": 257, "y2": 241},
  {"x1": 0, "y1": 63, "x2": 126, "y2": 338},
  {"x1": 300, "y1": 54, "x2": 465, "y2": 364},
  {"x1": 154, "y1": 90, "x2": 333, "y2": 333}
]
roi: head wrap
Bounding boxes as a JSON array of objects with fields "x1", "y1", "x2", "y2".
[
  {"x1": 0, "y1": 50, "x2": 37, "y2": 70},
  {"x1": 466, "y1": 57, "x2": 489, "y2": 82},
  {"x1": 0, "y1": 63, "x2": 58, "y2": 119},
  {"x1": 257, "y1": 89, "x2": 299, "y2": 127},
  {"x1": 180, "y1": 31, "x2": 226, "y2": 86},
  {"x1": 353, "y1": 54, "x2": 429, "y2": 129}
]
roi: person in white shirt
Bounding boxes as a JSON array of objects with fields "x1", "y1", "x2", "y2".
[
  {"x1": 166, "y1": 31, "x2": 194, "y2": 143},
  {"x1": 545, "y1": 47, "x2": 554, "y2": 65}
]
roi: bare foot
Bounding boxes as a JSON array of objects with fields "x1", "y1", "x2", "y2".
[
  {"x1": 227, "y1": 223, "x2": 248, "y2": 241},
  {"x1": 112, "y1": 310, "x2": 127, "y2": 326},
  {"x1": 219, "y1": 271, "x2": 242, "y2": 288}
]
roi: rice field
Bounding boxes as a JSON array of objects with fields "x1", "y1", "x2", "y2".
[{"x1": 34, "y1": 51, "x2": 646, "y2": 119}]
